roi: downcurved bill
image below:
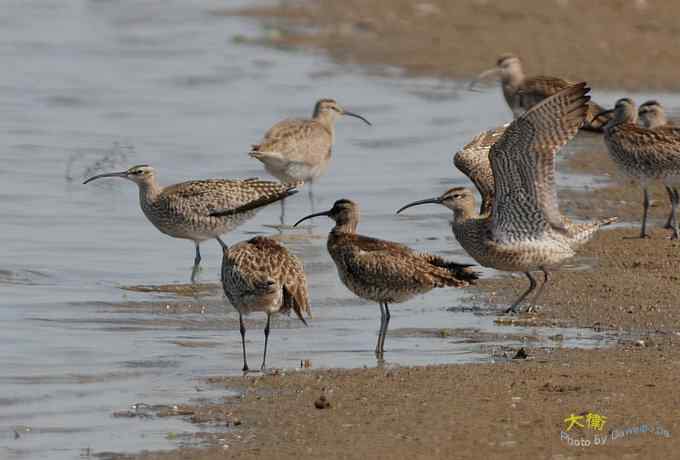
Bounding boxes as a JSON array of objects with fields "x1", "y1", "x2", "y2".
[
  {"x1": 293, "y1": 210, "x2": 331, "y2": 227},
  {"x1": 342, "y1": 111, "x2": 372, "y2": 126},
  {"x1": 82, "y1": 171, "x2": 128, "y2": 184},
  {"x1": 468, "y1": 67, "x2": 502, "y2": 91},
  {"x1": 396, "y1": 197, "x2": 443, "y2": 214}
]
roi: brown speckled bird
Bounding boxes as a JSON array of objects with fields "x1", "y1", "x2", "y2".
[
  {"x1": 399, "y1": 83, "x2": 616, "y2": 313},
  {"x1": 471, "y1": 54, "x2": 611, "y2": 132},
  {"x1": 84, "y1": 165, "x2": 299, "y2": 282},
  {"x1": 598, "y1": 98, "x2": 680, "y2": 239},
  {"x1": 638, "y1": 100, "x2": 680, "y2": 230},
  {"x1": 249, "y1": 99, "x2": 371, "y2": 218},
  {"x1": 294, "y1": 199, "x2": 477, "y2": 355},
  {"x1": 218, "y1": 236, "x2": 310, "y2": 371},
  {"x1": 453, "y1": 124, "x2": 508, "y2": 215}
]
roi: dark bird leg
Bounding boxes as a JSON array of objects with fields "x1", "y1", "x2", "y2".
[
  {"x1": 375, "y1": 302, "x2": 386, "y2": 355},
  {"x1": 191, "y1": 242, "x2": 202, "y2": 283},
  {"x1": 670, "y1": 188, "x2": 679, "y2": 240},
  {"x1": 261, "y1": 313, "x2": 272, "y2": 370},
  {"x1": 280, "y1": 199, "x2": 285, "y2": 226},
  {"x1": 640, "y1": 187, "x2": 650, "y2": 238},
  {"x1": 239, "y1": 312, "x2": 248, "y2": 372},
  {"x1": 505, "y1": 272, "x2": 537, "y2": 314},
  {"x1": 378, "y1": 303, "x2": 391, "y2": 355},
  {"x1": 664, "y1": 186, "x2": 676, "y2": 229},
  {"x1": 526, "y1": 269, "x2": 550, "y2": 313}
]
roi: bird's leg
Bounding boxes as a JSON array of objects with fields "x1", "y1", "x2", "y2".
[
  {"x1": 640, "y1": 187, "x2": 650, "y2": 238},
  {"x1": 375, "y1": 302, "x2": 386, "y2": 355},
  {"x1": 526, "y1": 269, "x2": 550, "y2": 313},
  {"x1": 505, "y1": 272, "x2": 537, "y2": 314},
  {"x1": 378, "y1": 303, "x2": 391, "y2": 355},
  {"x1": 239, "y1": 312, "x2": 248, "y2": 372},
  {"x1": 670, "y1": 188, "x2": 679, "y2": 240},
  {"x1": 664, "y1": 186, "x2": 675, "y2": 229},
  {"x1": 191, "y1": 242, "x2": 202, "y2": 283},
  {"x1": 261, "y1": 313, "x2": 271, "y2": 371}
]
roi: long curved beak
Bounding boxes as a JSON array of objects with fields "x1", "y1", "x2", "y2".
[
  {"x1": 342, "y1": 111, "x2": 372, "y2": 126},
  {"x1": 396, "y1": 197, "x2": 443, "y2": 214},
  {"x1": 83, "y1": 171, "x2": 128, "y2": 184},
  {"x1": 294, "y1": 209, "x2": 331, "y2": 227},
  {"x1": 468, "y1": 67, "x2": 501, "y2": 91}
]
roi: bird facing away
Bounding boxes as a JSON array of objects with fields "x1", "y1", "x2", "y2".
[
  {"x1": 398, "y1": 83, "x2": 617, "y2": 313},
  {"x1": 470, "y1": 53, "x2": 611, "y2": 132},
  {"x1": 597, "y1": 98, "x2": 680, "y2": 239},
  {"x1": 453, "y1": 124, "x2": 508, "y2": 216},
  {"x1": 217, "y1": 236, "x2": 310, "y2": 371},
  {"x1": 294, "y1": 199, "x2": 477, "y2": 355},
  {"x1": 249, "y1": 99, "x2": 371, "y2": 220},
  {"x1": 84, "y1": 165, "x2": 299, "y2": 282},
  {"x1": 638, "y1": 100, "x2": 678, "y2": 230}
]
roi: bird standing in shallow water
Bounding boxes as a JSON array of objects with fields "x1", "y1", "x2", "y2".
[
  {"x1": 84, "y1": 165, "x2": 298, "y2": 282},
  {"x1": 218, "y1": 236, "x2": 310, "y2": 372},
  {"x1": 470, "y1": 54, "x2": 611, "y2": 132},
  {"x1": 399, "y1": 83, "x2": 616, "y2": 313},
  {"x1": 249, "y1": 99, "x2": 371, "y2": 222},
  {"x1": 294, "y1": 199, "x2": 477, "y2": 356},
  {"x1": 638, "y1": 100, "x2": 679, "y2": 230},
  {"x1": 597, "y1": 98, "x2": 680, "y2": 239}
]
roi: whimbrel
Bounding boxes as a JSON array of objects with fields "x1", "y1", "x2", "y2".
[
  {"x1": 84, "y1": 165, "x2": 298, "y2": 282},
  {"x1": 217, "y1": 236, "x2": 310, "y2": 371},
  {"x1": 471, "y1": 54, "x2": 611, "y2": 131},
  {"x1": 294, "y1": 199, "x2": 477, "y2": 355},
  {"x1": 597, "y1": 98, "x2": 680, "y2": 239},
  {"x1": 399, "y1": 83, "x2": 616, "y2": 313},
  {"x1": 249, "y1": 99, "x2": 371, "y2": 220},
  {"x1": 453, "y1": 125, "x2": 507, "y2": 216}
]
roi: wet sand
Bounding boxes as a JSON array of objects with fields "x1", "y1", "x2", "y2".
[
  {"x1": 116, "y1": 2, "x2": 680, "y2": 458},
  {"x1": 219, "y1": 0, "x2": 680, "y2": 90}
]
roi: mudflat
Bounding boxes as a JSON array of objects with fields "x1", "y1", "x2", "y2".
[{"x1": 120, "y1": 2, "x2": 680, "y2": 458}]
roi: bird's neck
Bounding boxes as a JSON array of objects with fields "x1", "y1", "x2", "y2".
[
  {"x1": 452, "y1": 206, "x2": 478, "y2": 225},
  {"x1": 331, "y1": 219, "x2": 358, "y2": 235},
  {"x1": 313, "y1": 112, "x2": 336, "y2": 136},
  {"x1": 137, "y1": 178, "x2": 162, "y2": 205},
  {"x1": 503, "y1": 70, "x2": 525, "y2": 90}
]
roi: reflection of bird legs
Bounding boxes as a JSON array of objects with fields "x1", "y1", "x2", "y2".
[
  {"x1": 191, "y1": 242, "x2": 201, "y2": 283},
  {"x1": 308, "y1": 181, "x2": 316, "y2": 214}
]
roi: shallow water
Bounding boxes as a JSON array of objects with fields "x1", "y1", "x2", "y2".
[{"x1": 1, "y1": 1, "x2": 678, "y2": 458}]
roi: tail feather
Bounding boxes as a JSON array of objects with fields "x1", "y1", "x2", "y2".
[
  {"x1": 209, "y1": 187, "x2": 299, "y2": 217},
  {"x1": 420, "y1": 254, "x2": 479, "y2": 286}
]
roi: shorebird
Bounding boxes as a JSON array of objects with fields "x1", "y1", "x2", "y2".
[
  {"x1": 398, "y1": 83, "x2": 616, "y2": 313},
  {"x1": 294, "y1": 199, "x2": 477, "y2": 355},
  {"x1": 248, "y1": 99, "x2": 371, "y2": 221},
  {"x1": 597, "y1": 98, "x2": 680, "y2": 239},
  {"x1": 84, "y1": 165, "x2": 298, "y2": 282},
  {"x1": 638, "y1": 100, "x2": 678, "y2": 229},
  {"x1": 453, "y1": 124, "x2": 507, "y2": 216},
  {"x1": 217, "y1": 236, "x2": 310, "y2": 371},
  {"x1": 470, "y1": 53, "x2": 611, "y2": 132}
]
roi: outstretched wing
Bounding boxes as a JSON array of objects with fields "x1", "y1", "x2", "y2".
[
  {"x1": 490, "y1": 82, "x2": 590, "y2": 242},
  {"x1": 454, "y1": 125, "x2": 507, "y2": 215}
]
